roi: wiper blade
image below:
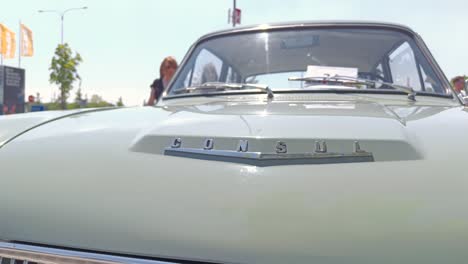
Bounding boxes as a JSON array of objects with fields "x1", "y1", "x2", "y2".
[
  {"x1": 181, "y1": 82, "x2": 274, "y2": 99},
  {"x1": 288, "y1": 75, "x2": 416, "y2": 101},
  {"x1": 335, "y1": 75, "x2": 416, "y2": 101}
]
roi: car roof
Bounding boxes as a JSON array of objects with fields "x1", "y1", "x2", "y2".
[{"x1": 197, "y1": 20, "x2": 418, "y2": 42}]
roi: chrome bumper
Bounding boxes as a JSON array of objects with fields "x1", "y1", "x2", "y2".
[{"x1": 0, "y1": 241, "x2": 177, "y2": 264}]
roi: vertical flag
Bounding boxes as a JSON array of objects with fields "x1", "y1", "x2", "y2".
[
  {"x1": 0, "y1": 24, "x2": 16, "y2": 59},
  {"x1": 20, "y1": 24, "x2": 33, "y2": 57},
  {"x1": 234, "y1": 8, "x2": 241, "y2": 25},
  {"x1": 228, "y1": 8, "x2": 242, "y2": 26}
]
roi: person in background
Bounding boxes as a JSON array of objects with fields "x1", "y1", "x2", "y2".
[
  {"x1": 147, "y1": 56, "x2": 178, "y2": 105},
  {"x1": 452, "y1": 76, "x2": 466, "y2": 97}
]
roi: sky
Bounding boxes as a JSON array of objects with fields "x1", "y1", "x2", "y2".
[{"x1": 1, "y1": 0, "x2": 467, "y2": 106}]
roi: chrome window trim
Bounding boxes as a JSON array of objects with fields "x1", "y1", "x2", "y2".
[
  {"x1": 0, "y1": 241, "x2": 179, "y2": 264},
  {"x1": 161, "y1": 88, "x2": 455, "y2": 102},
  {"x1": 194, "y1": 21, "x2": 419, "y2": 42},
  {"x1": 160, "y1": 21, "x2": 459, "y2": 105}
]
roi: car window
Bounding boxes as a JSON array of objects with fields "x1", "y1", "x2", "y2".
[
  {"x1": 388, "y1": 42, "x2": 422, "y2": 91},
  {"x1": 168, "y1": 28, "x2": 448, "y2": 96},
  {"x1": 190, "y1": 49, "x2": 223, "y2": 86},
  {"x1": 419, "y1": 65, "x2": 435, "y2": 92},
  {"x1": 183, "y1": 69, "x2": 193, "y2": 87},
  {"x1": 226, "y1": 67, "x2": 240, "y2": 83},
  {"x1": 246, "y1": 72, "x2": 305, "y2": 89},
  {"x1": 375, "y1": 63, "x2": 385, "y2": 80}
]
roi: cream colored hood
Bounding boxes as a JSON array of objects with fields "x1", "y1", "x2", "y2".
[
  {"x1": 0, "y1": 108, "x2": 108, "y2": 147},
  {"x1": 1, "y1": 95, "x2": 468, "y2": 264}
]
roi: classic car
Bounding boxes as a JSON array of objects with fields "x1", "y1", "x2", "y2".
[{"x1": 1, "y1": 21, "x2": 468, "y2": 264}]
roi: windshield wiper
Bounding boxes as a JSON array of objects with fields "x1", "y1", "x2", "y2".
[
  {"x1": 288, "y1": 75, "x2": 416, "y2": 101},
  {"x1": 180, "y1": 82, "x2": 274, "y2": 99}
]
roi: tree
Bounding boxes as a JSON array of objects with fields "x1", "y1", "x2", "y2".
[
  {"x1": 49, "y1": 44, "x2": 83, "y2": 109},
  {"x1": 88, "y1": 94, "x2": 113, "y2": 108},
  {"x1": 74, "y1": 88, "x2": 83, "y2": 104},
  {"x1": 116, "y1": 97, "x2": 124, "y2": 107},
  {"x1": 89, "y1": 94, "x2": 103, "y2": 104}
]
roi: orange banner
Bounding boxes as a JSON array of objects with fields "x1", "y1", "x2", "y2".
[
  {"x1": 0, "y1": 24, "x2": 16, "y2": 59},
  {"x1": 20, "y1": 23, "x2": 34, "y2": 57}
]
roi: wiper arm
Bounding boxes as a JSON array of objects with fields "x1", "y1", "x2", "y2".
[
  {"x1": 182, "y1": 82, "x2": 274, "y2": 99},
  {"x1": 288, "y1": 75, "x2": 416, "y2": 101},
  {"x1": 334, "y1": 75, "x2": 416, "y2": 101}
]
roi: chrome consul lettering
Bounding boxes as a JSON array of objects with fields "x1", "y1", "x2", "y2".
[
  {"x1": 164, "y1": 137, "x2": 375, "y2": 166},
  {"x1": 354, "y1": 141, "x2": 363, "y2": 153},
  {"x1": 353, "y1": 141, "x2": 369, "y2": 154},
  {"x1": 171, "y1": 138, "x2": 182, "y2": 148},
  {"x1": 237, "y1": 140, "x2": 249, "y2": 152},
  {"x1": 275, "y1": 141, "x2": 287, "y2": 154},
  {"x1": 315, "y1": 140, "x2": 327, "y2": 153},
  {"x1": 204, "y1": 138, "x2": 214, "y2": 150}
]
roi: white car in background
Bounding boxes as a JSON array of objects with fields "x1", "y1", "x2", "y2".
[{"x1": 1, "y1": 21, "x2": 468, "y2": 264}]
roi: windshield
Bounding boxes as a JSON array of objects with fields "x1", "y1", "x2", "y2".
[{"x1": 168, "y1": 27, "x2": 449, "y2": 97}]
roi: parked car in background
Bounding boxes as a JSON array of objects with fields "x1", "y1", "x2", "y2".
[{"x1": 1, "y1": 21, "x2": 468, "y2": 264}]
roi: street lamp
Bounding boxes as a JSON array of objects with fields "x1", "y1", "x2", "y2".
[{"x1": 38, "y1": 7, "x2": 88, "y2": 44}]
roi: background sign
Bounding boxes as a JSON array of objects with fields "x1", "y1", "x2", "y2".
[
  {"x1": 234, "y1": 8, "x2": 241, "y2": 25},
  {"x1": 0, "y1": 68, "x2": 3, "y2": 114},
  {"x1": 0, "y1": 66, "x2": 25, "y2": 115},
  {"x1": 31, "y1": 105, "x2": 45, "y2": 112}
]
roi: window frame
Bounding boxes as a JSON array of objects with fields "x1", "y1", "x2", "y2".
[{"x1": 162, "y1": 25, "x2": 459, "y2": 103}]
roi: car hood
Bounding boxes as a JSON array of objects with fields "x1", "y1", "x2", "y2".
[
  {"x1": 0, "y1": 97, "x2": 456, "y2": 162},
  {"x1": 2, "y1": 96, "x2": 468, "y2": 263},
  {"x1": 0, "y1": 108, "x2": 110, "y2": 147},
  {"x1": 135, "y1": 96, "x2": 463, "y2": 163}
]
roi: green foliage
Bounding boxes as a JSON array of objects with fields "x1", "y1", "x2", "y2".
[
  {"x1": 49, "y1": 43, "x2": 83, "y2": 110},
  {"x1": 74, "y1": 88, "x2": 84, "y2": 104},
  {"x1": 42, "y1": 93, "x2": 114, "y2": 110},
  {"x1": 42, "y1": 102, "x2": 61, "y2": 111},
  {"x1": 116, "y1": 97, "x2": 124, "y2": 107},
  {"x1": 87, "y1": 101, "x2": 114, "y2": 108},
  {"x1": 89, "y1": 94, "x2": 103, "y2": 104},
  {"x1": 87, "y1": 94, "x2": 113, "y2": 108}
]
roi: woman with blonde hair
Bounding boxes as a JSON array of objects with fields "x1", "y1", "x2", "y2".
[{"x1": 147, "y1": 56, "x2": 178, "y2": 105}]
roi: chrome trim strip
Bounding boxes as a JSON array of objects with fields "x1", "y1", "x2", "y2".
[
  {"x1": 0, "y1": 108, "x2": 117, "y2": 149},
  {"x1": 0, "y1": 241, "x2": 177, "y2": 264},
  {"x1": 164, "y1": 147, "x2": 374, "y2": 166},
  {"x1": 193, "y1": 21, "x2": 419, "y2": 48}
]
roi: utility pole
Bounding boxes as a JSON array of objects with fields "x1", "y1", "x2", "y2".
[
  {"x1": 38, "y1": 7, "x2": 88, "y2": 45},
  {"x1": 232, "y1": 0, "x2": 237, "y2": 27},
  {"x1": 229, "y1": 0, "x2": 241, "y2": 27}
]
